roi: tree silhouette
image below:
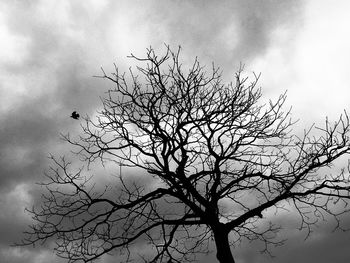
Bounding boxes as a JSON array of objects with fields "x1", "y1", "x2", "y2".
[{"x1": 21, "y1": 46, "x2": 350, "y2": 263}]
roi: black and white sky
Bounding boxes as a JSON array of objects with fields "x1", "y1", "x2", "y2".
[{"x1": 1, "y1": 0, "x2": 350, "y2": 262}]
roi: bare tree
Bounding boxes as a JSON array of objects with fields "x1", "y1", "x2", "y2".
[{"x1": 21, "y1": 46, "x2": 350, "y2": 263}]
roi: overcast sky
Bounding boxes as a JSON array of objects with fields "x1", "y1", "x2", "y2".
[{"x1": 1, "y1": 0, "x2": 350, "y2": 262}]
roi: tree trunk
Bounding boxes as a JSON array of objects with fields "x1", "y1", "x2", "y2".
[{"x1": 213, "y1": 225, "x2": 235, "y2": 263}]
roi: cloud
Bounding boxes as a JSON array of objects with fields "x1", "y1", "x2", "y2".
[
  {"x1": 1, "y1": 0, "x2": 350, "y2": 263},
  {"x1": 0, "y1": 0, "x2": 304, "y2": 194},
  {"x1": 250, "y1": 0, "x2": 350, "y2": 125},
  {"x1": 233, "y1": 211, "x2": 350, "y2": 263},
  {"x1": 0, "y1": 246, "x2": 65, "y2": 263},
  {"x1": 139, "y1": 0, "x2": 303, "y2": 69}
]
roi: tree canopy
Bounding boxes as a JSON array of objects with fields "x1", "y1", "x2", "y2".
[{"x1": 21, "y1": 46, "x2": 350, "y2": 263}]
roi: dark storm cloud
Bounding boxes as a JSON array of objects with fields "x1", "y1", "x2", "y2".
[
  {"x1": 0, "y1": 100, "x2": 56, "y2": 190},
  {"x1": 0, "y1": 0, "x2": 109, "y2": 186},
  {"x1": 233, "y1": 212, "x2": 350, "y2": 263},
  {"x1": 0, "y1": 1, "x2": 110, "y2": 259},
  {"x1": 143, "y1": 0, "x2": 302, "y2": 67}
]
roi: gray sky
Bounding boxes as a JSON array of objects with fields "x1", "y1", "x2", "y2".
[{"x1": 1, "y1": 0, "x2": 350, "y2": 262}]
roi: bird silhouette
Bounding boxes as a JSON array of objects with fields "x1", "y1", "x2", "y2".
[{"x1": 70, "y1": 111, "x2": 80, "y2": 120}]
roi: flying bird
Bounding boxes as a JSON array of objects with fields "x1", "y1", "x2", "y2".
[{"x1": 70, "y1": 111, "x2": 80, "y2": 120}]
